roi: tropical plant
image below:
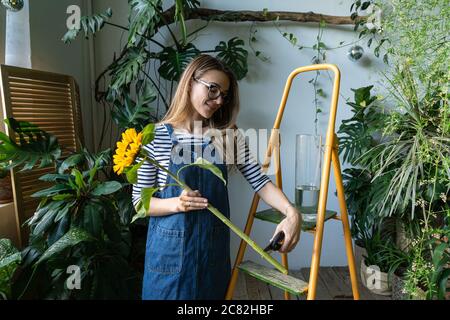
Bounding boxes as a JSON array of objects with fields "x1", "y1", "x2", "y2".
[
  {"x1": 62, "y1": 1, "x2": 252, "y2": 151},
  {"x1": 0, "y1": 118, "x2": 61, "y2": 171},
  {"x1": 0, "y1": 118, "x2": 141, "y2": 299},
  {"x1": 9, "y1": 148, "x2": 140, "y2": 299},
  {"x1": 342, "y1": 0, "x2": 449, "y2": 299}
]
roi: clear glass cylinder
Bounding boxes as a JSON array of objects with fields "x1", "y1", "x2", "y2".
[{"x1": 295, "y1": 134, "x2": 322, "y2": 214}]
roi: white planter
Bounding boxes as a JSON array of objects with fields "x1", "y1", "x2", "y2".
[{"x1": 360, "y1": 259, "x2": 392, "y2": 296}]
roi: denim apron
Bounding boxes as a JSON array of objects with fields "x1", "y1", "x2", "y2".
[{"x1": 142, "y1": 123, "x2": 231, "y2": 300}]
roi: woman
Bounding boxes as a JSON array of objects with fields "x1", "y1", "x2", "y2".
[{"x1": 132, "y1": 54, "x2": 302, "y2": 300}]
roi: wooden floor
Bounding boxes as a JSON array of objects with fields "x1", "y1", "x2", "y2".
[{"x1": 233, "y1": 267, "x2": 391, "y2": 300}]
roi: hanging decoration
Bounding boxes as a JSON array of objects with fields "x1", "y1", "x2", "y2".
[{"x1": 347, "y1": 45, "x2": 364, "y2": 61}]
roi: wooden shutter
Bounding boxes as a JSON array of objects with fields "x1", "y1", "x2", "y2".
[{"x1": 0, "y1": 64, "x2": 84, "y2": 247}]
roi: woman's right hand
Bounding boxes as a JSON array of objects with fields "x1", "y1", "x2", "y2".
[{"x1": 174, "y1": 189, "x2": 209, "y2": 212}]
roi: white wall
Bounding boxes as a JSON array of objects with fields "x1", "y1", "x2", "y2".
[
  {"x1": 93, "y1": 0, "x2": 386, "y2": 268},
  {"x1": 27, "y1": 0, "x2": 94, "y2": 151}
]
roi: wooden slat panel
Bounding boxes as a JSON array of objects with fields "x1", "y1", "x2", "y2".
[
  {"x1": 9, "y1": 87, "x2": 71, "y2": 98},
  {"x1": 11, "y1": 97, "x2": 73, "y2": 105},
  {"x1": 11, "y1": 106, "x2": 74, "y2": 113},
  {"x1": 1, "y1": 64, "x2": 84, "y2": 248},
  {"x1": 9, "y1": 78, "x2": 70, "y2": 89},
  {"x1": 9, "y1": 82, "x2": 70, "y2": 94}
]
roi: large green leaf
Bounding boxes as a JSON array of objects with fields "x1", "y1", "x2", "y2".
[
  {"x1": 158, "y1": 44, "x2": 200, "y2": 81},
  {"x1": 125, "y1": 158, "x2": 145, "y2": 184},
  {"x1": 111, "y1": 84, "x2": 156, "y2": 131},
  {"x1": 141, "y1": 123, "x2": 156, "y2": 146},
  {"x1": 0, "y1": 119, "x2": 61, "y2": 171},
  {"x1": 32, "y1": 201, "x2": 67, "y2": 236},
  {"x1": 110, "y1": 46, "x2": 149, "y2": 90},
  {"x1": 128, "y1": 0, "x2": 161, "y2": 46},
  {"x1": 91, "y1": 181, "x2": 122, "y2": 196},
  {"x1": 71, "y1": 168, "x2": 86, "y2": 191},
  {"x1": 62, "y1": 8, "x2": 113, "y2": 44},
  {"x1": 132, "y1": 187, "x2": 159, "y2": 223},
  {"x1": 215, "y1": 37, "x2": 249, "y2": 80},
  {"x1": 83, "y1": 202, "x2": 103, "y2": 238},
  {"x1": 58, "y1": 153, "x2": 85, "y2": 174},
  {"x1": 31, "y1": 184, "x2": 71, "y2": 198},
  {"x1": 177, "y1": 157, "x2": 226, "y2": 185},
  {"x1": 175, "y1": 0, "x2": 187, "y2": 44},
  {"x1": 36, "y1": 228, "x2": 94, "y2": 265}
]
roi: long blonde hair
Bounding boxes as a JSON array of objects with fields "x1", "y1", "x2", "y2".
[
  {"x1": 159, "y1": 54, "x2": 240, "y2": 130},
  {"x1": 159, "y1": 55, "x2": 241, "y2": 170}
]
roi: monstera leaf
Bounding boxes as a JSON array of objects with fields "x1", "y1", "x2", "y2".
[
  {"x1": 110, "y1": 46, "x2": 149, "y2": 91},
  {"x1": 62, "y1": 8, "x2": 113, "y2": 44},
  {"x1": 158, "y1": 43, "x2": 200, "y2": 81},
  {"x1": 0, "y1": 119, "x2": 61, "y2": 171},
  {"x1": 128, "y1": 0, "x2": 161, "y2": 46},
  {"x1": 111, "y1": 81, "x2": 157, "y2": 130},
  {"x1": 215, "y1": 37, "x2": 249, "y2": 80}
]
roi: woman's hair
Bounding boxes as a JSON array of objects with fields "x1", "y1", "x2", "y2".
[{"x1": 159, "y1": 54, "x2": 239, "y2": 130}]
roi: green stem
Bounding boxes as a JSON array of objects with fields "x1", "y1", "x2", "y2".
[
  {"x1": 142, "y1": 156, "x2": 287, "y2": 273},
  {"x1": 206, "y1": 203, "x2": 287, "y2": 274}
]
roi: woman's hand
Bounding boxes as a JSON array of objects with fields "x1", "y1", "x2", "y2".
[
  {"x1": 272, "y1": 207, "x2": 302, "y2": 253},
  {"x1": 174, "y1": 189, "x2": 209, "y2": 212}
]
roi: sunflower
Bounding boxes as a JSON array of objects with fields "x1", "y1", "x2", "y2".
[{"x1": 113, "y1": 128, "x2": 143, "y2": 175}]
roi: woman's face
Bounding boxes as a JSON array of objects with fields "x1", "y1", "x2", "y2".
[{"x1": 189, "y1": 69, "x2": 230, "y2": 121}]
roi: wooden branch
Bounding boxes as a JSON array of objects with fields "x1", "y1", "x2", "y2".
[{"x1": 161, "y1": 6, "x2": 362, "y2": 27}]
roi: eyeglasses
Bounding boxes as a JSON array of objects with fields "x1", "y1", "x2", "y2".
[{"x1": 193, "y1": 77, "x2": 230, "y2": 103}]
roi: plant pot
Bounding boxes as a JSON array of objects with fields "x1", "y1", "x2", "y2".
[
  {"x1": 391, "y1": 273, "x2": 408, "y2": 300},
  {"x1": 360, "y1": 259, "x2": 392, "y2": 296},
  {"x1": 0, "y1": 174, "x2": 13, "y2": 204},
  {"x1": 396, "y1": 219, "x2": 413, "y2": 252},
  {"x1": 391, "y1": 272, "x2": 429, "y2": 300},
  {"x1": 354, "y1": 242, "x2": 366, "y2": 282}
]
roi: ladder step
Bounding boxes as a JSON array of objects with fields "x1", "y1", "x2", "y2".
[
  {"x1": 255, "y1": 208, "x2": 337, "y2": 230},
  {"x1": 238, "y1": 261, "x2": 308, "y2": 296}
]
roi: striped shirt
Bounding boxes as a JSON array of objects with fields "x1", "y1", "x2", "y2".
[{"x1": 132, "y1": 124, "x2": 271, "y2": 207}]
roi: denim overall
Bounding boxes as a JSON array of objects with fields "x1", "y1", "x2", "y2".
[{"x1": 142, "y1": 123, "x2": 231, "y2": 300}]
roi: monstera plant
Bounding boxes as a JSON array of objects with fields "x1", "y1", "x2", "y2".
[
  {"x1": 62, "y1": 0, "x2": 250, "y2": 151},
  {"x1": 0, "y1": 119, "x2": 139, "y2": 299}
]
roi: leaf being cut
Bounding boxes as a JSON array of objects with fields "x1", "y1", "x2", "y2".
[
  {"x1": 132, "y1": 187, "x2": 159, "y2": 223},
  {"x1": 177, "y1": 157, "x2": 226, "y2": 185}
]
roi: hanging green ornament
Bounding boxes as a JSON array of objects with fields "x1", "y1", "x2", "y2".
[
  {"x1": 347, "y1": 45, "x2": 364, "y2": 62},
  {"x1": 1, "y1": 0, "x2": 24, "y2": 12}
]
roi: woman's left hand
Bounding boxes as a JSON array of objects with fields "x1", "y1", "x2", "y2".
[{"x1": 272, "y1": 207, "x2": 302, "y2": 253}]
